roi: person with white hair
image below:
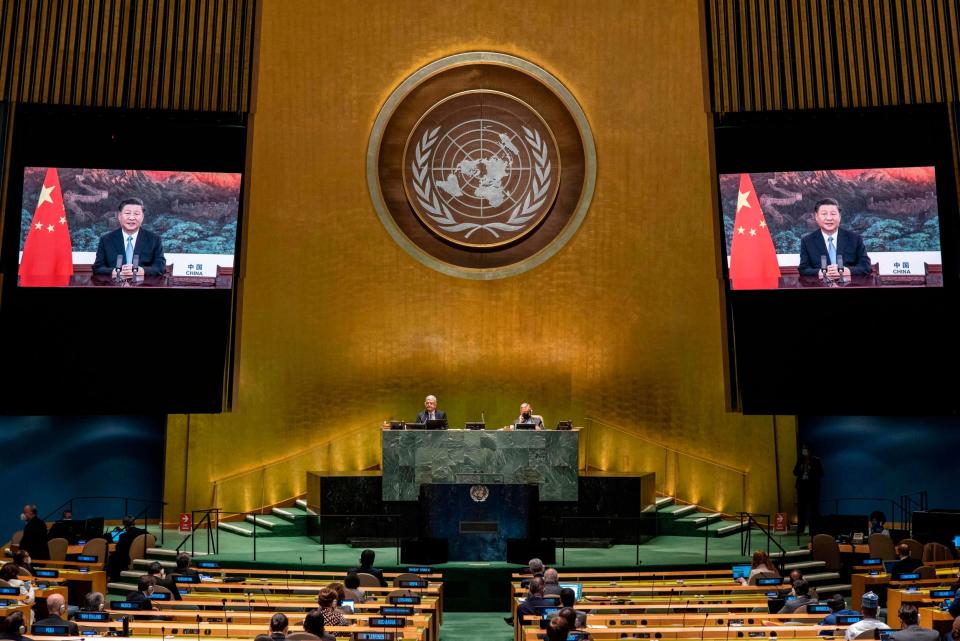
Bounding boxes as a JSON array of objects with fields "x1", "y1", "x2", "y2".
[
  {"x1": 415, "y1": 394, "x2": 448, "y2": 429},
  {"x1": 543, "y1": 568, "x2": 562, "y2": 596},
  {"x1": 33, "y1": 593, "x2": 79, "y2": 635}
]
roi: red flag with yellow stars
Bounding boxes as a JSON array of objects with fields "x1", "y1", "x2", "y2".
[
  {"x1": 728, "y1": 173, "x2": 780, "y2": 289},
  {"x1": 19, "y1": 168, "x2": 74, "y2": 287}
]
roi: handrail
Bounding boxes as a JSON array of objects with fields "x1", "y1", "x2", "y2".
[
  {"x1": 738, "y1": 512, "x2": 787, "y2": 571},
  {"x1": 583, "y1": 417, "x2": 748, "y2": 476},
  {"x1": 211, "y1": 423, "x2": 376, "y2": 485},
  {"x1": 558, "y1": 515, "x2": 653, "y2": 567},
  {"x1": 42, "y1": 496, "x2": 168, "y2": 546},
  {"x1": 583, "y1": 417, "x2": 747, "y2": 513}
]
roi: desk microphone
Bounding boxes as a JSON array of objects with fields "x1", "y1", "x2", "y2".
[
  {"x1": 481, "y1": 411, "x2": 485, "y2": 425},
  {"x1": 222, "y1": 598, "x2": 229, "y2": 637},
  {"x1": 680, "y1": 600, "x2": 690, "y2": 626},
  {"x1": 260, "y1": 587, "x2": 272, "y2": 610},
  {"x1": 246, "y1": 595, "x2": 252, "y2": 624},
  {"x1": 132, "y1": 254, "x2": 140, "y2": 276},
  {"x1": 836, "y1": 255, "x2": 844, "y2": 282},
  {"x1": 666, "y1": 587, "x2": 674, "y2": 613},
  {"x1": 115, "y1": 255, "x2": 123, "y2": 278},
  {"x1": 819, "y1": 255, "x2": 828, "y2": 279},
  {"x1": 195, "y1": 614, "x2": 201, "y2": 641},
  {"x1": 299, "y1": 556, "x2": 305, "y2": 580}
]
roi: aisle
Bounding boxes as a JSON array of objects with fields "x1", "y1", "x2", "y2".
[{"x1": 440, "y1": 612, "x2": 514, "y2": 641}]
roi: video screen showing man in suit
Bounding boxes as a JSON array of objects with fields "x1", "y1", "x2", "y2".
[
  {"x1": 18, "y1": 167, "x2": 242, "y2": 288},
  {"x1": 797, "y1": 198, "x2": 871, "y2": 280},
  {"x1": 92, "y1": 198, "x2": 166, "y2": 279},
  {"x1": 719, "y1": 167, "x2": 943, "y2": 289},
  {"x1": 415, "y1": 394, "x2": 448, "y2": 428}
]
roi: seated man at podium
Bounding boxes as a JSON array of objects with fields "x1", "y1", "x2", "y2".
[
  {"x1": 415, "y1": 394, "x2": 448, "y2": 428},
  {"x1": 516, "y1": 402, "x2": 544, "y2": 429},
  {"x1": 797, "y1": 198, "x2": 872, "y2": 280}
]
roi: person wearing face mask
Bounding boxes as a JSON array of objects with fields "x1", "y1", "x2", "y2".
[
  {"x1": 12, "y1": 551, "x2": 34, "y2": 577},
  {"x1": 0, "y1": 563, "x2": 34, "y2": 607},
  {"x1": 793, "y1": 445, "x2": 823, "y2": 535},
  {"x1": 126, "y1": 575, "x2": 158, "y2": 610},
  {"x1": 18, "y1": 505, "x2": 49, "y2": 562},
  {"x1": 515, "y1": 403, "x2": 544, "y2": 430}
]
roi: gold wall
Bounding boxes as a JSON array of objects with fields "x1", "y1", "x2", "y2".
[{"x1": 163, "y1": 0, "x2": 798, "y2": 522}]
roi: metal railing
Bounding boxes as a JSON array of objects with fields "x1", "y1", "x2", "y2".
[
  {"x1": 738, "y1": 512, "x2": 788, "y2": 572},
  {"x1": 557, "y1": 515, "x2": 655, "y2": 566},
  {"x1": 900, "y1": 491, "x2": 928, "y2": 530},
  {"x1": 175, "y1": 508, "x2": 222, "y2": 556},
  {"x1": 209, "y1": 423, "x2": 378, "y2": 513},
  {"x1": 583, "y1": 417, "x2": 748, "y2": 514},
  {"x1": 313, "y1": 513, "x2": 402, "y2": 565},
  {"x1": 43, "y1": 495, "x2": 168, "y2": 545}
]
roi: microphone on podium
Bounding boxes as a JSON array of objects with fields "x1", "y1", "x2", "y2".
[
  {"x1": 132, "y1": 254, "x2": 140, "y2": 276},
  {"x1": 819, "y1": 255, "x2": 828, "y2": 279},
  {"x1": 115, "y1": 254, "x2": 123, "y2": 278}
]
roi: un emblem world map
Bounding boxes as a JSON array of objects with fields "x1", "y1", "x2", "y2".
[{"x1": 403, "y1": 91, "x2": 562, "y2": 247}]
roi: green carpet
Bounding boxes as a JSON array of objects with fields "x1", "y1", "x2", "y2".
[{"x1": 440, "y1": 612, "x2": 513, "y2": 641}]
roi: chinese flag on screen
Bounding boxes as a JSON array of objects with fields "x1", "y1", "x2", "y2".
[
  {"x1": 728, "y1": 173, "x2": 780, "y2": 290},
  {"x1": 19, "y1": 168, "x2": 74, "y2": 287}
]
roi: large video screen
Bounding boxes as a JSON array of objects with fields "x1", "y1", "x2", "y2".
[
  {"x1": 17, "y1": 167, "x2": 241, "y2": 288},
  {"x1": 719, "y1": 167, "x2": 942, "y2": 290}
]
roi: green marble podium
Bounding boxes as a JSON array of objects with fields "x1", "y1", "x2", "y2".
[{"x1": 381, "y1": 428, "x2": 580, "y2": 501}]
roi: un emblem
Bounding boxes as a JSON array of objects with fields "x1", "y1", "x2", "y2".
[
  {"x1": 469, "y1": 484, "x2": 490, "y2": 503},
  {"x1": 404, "y1": 91, "x2": 560, "y2": 247},
  {"x1": 368, "y1": 52, "x2": 596, "y2": 279}
]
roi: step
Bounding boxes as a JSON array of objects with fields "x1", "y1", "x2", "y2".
[
  {"x1": 218, "y1": 521, "x2": 259, "y2": 537},
  {"x1": 245, "y1": 514, "x2": 287, "y2": 529},
  {"x1": 145, "y1": 547, "x2": 209, "y2": 558},
  {"x1": 272, "y1": 506, "x2": 311, "y2": 523},
  {"x1": 783, "y1": 560, "x2": 826, "y2": 572},
  {"x1": 295, "y1": 499, "x2": 318, "y2": 516},
  {"x1": 657, "y1": 504, "x2": 698, "y2": 518},
  {"x1": 770, "y1": 549, "x2": 812, "y2": 559},
  {"x1": 132, "y1": 558, "x2": 176, "y2": 570},
  {"x1": 655, "y1": 496, "x2": 675, "y2": 509},
  {"x1": 715, "y1": 521, "x2": 751, "y2": 537},
  {"x1": 107, "y1": 581, "x2": 137, "y2": 593},
  {"x1": 816, "y1": 583, "x2": 852, "y2": 595},
  {"x1": 804, "y1": 571, "x2": 841, "y2": 584}
]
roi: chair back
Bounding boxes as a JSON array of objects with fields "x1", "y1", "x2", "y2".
[
  {"x1": 355, "y1": 572, "x2": 380, "y2": 588},
  {"x1": 287, "y1": 634, "x2": 320, "y2": 641},
  {"x1": 915, "y1": 565, "x2": 936, "y2": 579},
  {"x1": 0, "y1": 579, "x2": 11, "y2": 587},
  {"x1": 748, "y1": 570, "x2": 781, "y2": 585},
  {"x1": 923, "y1": 542, "x2": 953, "y2": 563},
  {"x1": 393, "y1": 572, "x2": 421, "y2": 587},
  {"x1": 10, "y1": 531, "x2": 22, "y2": 546},
  {"x1": 868, "y1": 533, "x2": 896, "y2": 560},
  {"x1": 81, "y1": 538, "x2": 107, "y2": 564},
  {"x1": 128, "y1": 533, "x2": 157, "y2": 569},
  {"x1": 47, "y1": 537, "x2": 69, "y2": 562},
  {"x1": 901, "y1": 538, "x2": 924, "y2": 560},
  {"x1": 853, "y1": 628, "x2": 879, "y2": 639},
  {"x1": 152, "y1": 585, "x2": 173, "y2": 597},
  {"x1": 811, "y1": 533, "x2": 842, "y2": 571},
  {"x1": 386, "y1": 588, "x2": 413, "y2": 598}
]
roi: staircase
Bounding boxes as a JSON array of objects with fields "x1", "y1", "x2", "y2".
[
  {"x1": 216, "y1": 499, "x2": 315, "y2": 538},
  {"x1": 770, "y1": 547, "x2": 852, "y2": 598},
  {"x1": 651, "y1": 495, "x2": 750, "y2": 538}
]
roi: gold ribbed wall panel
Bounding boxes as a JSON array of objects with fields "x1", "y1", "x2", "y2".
[
  {"x1": 707, "y1": 0, "x2": 960, "y2": 111},
  {"x1": 0, "y1": 0, "x2": 256, "y2": 110},
  {"x1": 163, "y1": 0, "x2": 799, "y2": 523}
]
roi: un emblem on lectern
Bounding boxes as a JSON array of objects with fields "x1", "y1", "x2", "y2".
[
  {"x1": 470, "y1": 485, "x2": 490, "y2": 503},
  {"x1": 404, "y1": 92, "x2": 560, "y2": 247},
  {"x1": 368, "y1": 52, "x2": 596, "y2": 279}
]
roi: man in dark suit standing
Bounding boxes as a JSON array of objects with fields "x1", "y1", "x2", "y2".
[
  {"x1": 797, "y1": 198, "x2": 872, "y2": 280},
  {"x1": 108, "y1": 515, "x2": 148, "y2": 580},
  {"x1": 92, "y1": 198, "x2": 166, "y2": 278},
  {"x1": 19, "y1": 504, "x2": 49, "y2": 561},
  {"x1": 794, "y1": 445, "x2": 824, "y2": 535},
  {"x1": 415, "y1": 395, "x2": 448, "y2": 429}
]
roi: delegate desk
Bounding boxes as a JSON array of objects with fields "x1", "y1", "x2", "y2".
[{"x1": 382, "y1": 427, "x2": 580, "y2": 501}]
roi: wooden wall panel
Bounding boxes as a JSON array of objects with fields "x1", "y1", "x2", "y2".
[
  {"x1": 0, "y1": 0, "x2": 256, "y2": 111},
  {"x1": 706, "y1": 0, "x2": 960, "y2": 111}
]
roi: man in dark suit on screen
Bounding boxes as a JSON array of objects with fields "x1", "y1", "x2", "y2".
[
  {"x1": 415, "y1": 394, "x2": 448, "y2": 428},
  {"x1": 92, "y1": 198, "x2": 166, "y2": 279},
  {"x1": 798, "y1": 198, "x2": 872, "y2": 279}
]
